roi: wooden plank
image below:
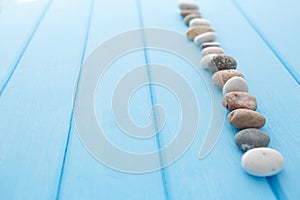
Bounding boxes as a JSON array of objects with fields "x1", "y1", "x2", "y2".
[
  {"x1": 57, "y1": 0, "x2": 166, "y2": 199},
  {"x1": 0, "y1": 0, "x2": 92, "y2": 199},
  {"x1": 0, "y1": 0, "x2": 51, "y2": 93}
]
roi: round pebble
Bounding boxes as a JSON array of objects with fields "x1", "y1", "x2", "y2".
[
  {"x1": 178, "y1": 1, "x2": 199, "y2": 10},
  {"x1": 194, "y1": 32, "x2": 216, "y2": 44},
  {"x1": 184, "y1": 13, "x2": 202, "y2": 25},
  {"x1": 222, "y1": 92, "x2": 257, "y2": 111},
  {"x1": 200, "y1": 54, "x2": 217, "y2": 69},
  {"x1": 189, "y1": 18, "x2": 210, "y2": 27},
  {"x1": 180, "y1": 10, "x2": 200, "y2": 17},
  {"x1": 212, "y1": 69, "x2": 244, "y2": 89},
  {"x1": 201, "y1": 47, "x2": 224, "y2": 57},
  {"x1": 186, "y1": 26, "x2": 214, "y2": 40},
  {"x1": 223, "y1": 77, "x2": 248, "y2": 95},
  {"x1": 200, "y1": 42, "x2": 221, "y2": 50},
  {"x1": 208, "y1": 55, "x2": 237, "y2": 72},
  {"x1": 228, "y1": 109, "x2": 266, "y2": 129},
  {"x1": 235, "y1": 128, "x2": 270, "y2": 151},
  {"x1": 241, "y1": 147, "x2": 284, "y2": 177}
]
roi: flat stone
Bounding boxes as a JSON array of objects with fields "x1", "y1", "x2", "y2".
[
  {"x1": 242, "y1": 147, "x2": 284, "y2": 177},
  {"x1": 186, "y1": 26, "x2": 214, "y2": 40},
  {"x1": 212, "y1": 69, "x2": 244, "y2": 89},
  {"x1": 194, "y1": 32, "x2": 216, "y2": 44},
  {"x1": 178, "y1": 1, "x2": 199, "y2": 10},
  {"x1": 228, "y1": 109, "x2": 266, "y2": 129},
  {"x1": 200, "y1": 42, "x2": 221, "y2": 50},
  {"x1": 235, "y1": 128, "x2": 270, "y2": 151},
  {"x1": 189, "y1": 18, "x2": 210, "y2": 27},
  {"x1": 181, "y1": 10, "x2": 200, "y2": 17},
  {"x1": 223, "y1": 77, "x2": 248, "y2": 95},
  {"x1": 222, "y1": 92, "x2": 257, "y2": 111},
  {"x1": 184, "y1": 13, "x2": 202, "y2": 25},
  {"x1": 208, "y1": 55, "x2": 237, "y2": 72},
  {"x1": 201, "y1": 47, "x2": 224, "y2": 57},
  {"x1": 200, "y1": 54, "x2": 217, "y2": 69}
]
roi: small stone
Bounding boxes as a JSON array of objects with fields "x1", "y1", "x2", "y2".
[
  {"x1": 178, "y1": 1, "x2": 199, "y2": 10},
  {"x1": 180, "y1": 10, "x2": 200, "y2": 17},
  {"x1": 228, "y1": 109, "x2": 266, "y2": 129},
  {"x1": 201, "y1": 47, "x2": 224, "y2": 57},
  {"x1": 200, "y1": 42, "x2": 221, "y2": 50},
  {"x1": 194, "y1": 32, "x2": 216, "y2": 44},
  {"x1": 200, "y1": 54, "x2": 217, "y2": 69},
  {"x1": 222, "y1": 92, "x2": 257, "y2": 111},
  {"x1": 241, "y1": 147, "x2": 284, "y2": 177},
  {"x1": 223, "y1": 77, "x2": 248, "y2": 95},
  {"x1": 184, "y1": 13, "x2": 202, "y2": 25},
  {"x1": 208, "y1": 55, "x2": 237, "y2": 72},
  {"x1": 212, "y1": 69, "x2": 244, "y2": 89},
  {"x1": 186, "y1": 26, "x2": 214, "y2": 40},
  {"x1": 235, "y1": 128, "x2": 270, "y2": 151},
  {"x1": 189, "y1": 18, "x2": 210, "y2": 27}
]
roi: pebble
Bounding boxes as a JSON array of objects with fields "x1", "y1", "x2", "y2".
[
  {"x1": 235, "y1": 128, "x2": 270, "y2": 151},
  {"x1": 208, "y1": 55, "x2": 237, "y2": 72},
  {"x1": 186, "y1": 26, "x2": 214, "y2": 40},
  {"x1": 194, "y1": 32, "x2": 216, "y2": 44},
  {"x1": 212, "y1": 69, "x2": 244, "y2": 89},
  {"x1": 228, "y1": 109, "x2": 266, "y2": 129},
  {"x1": 189, "y1": 18, "x2": 210, "y2": 27},
  {"x1": 222, "y1": 77, "x2": 248, "y2": 95},
  {"x1": 184, "y1": 13, "x2": 202, "y2": 25},
  {"x1": 200, "y1": 42, "x2": 221, "y2": 50},
  {"x1": 241, "y1": 147, "x2": 284, "y2": 177},
  {"x1": 178, "y1": 1, "x2": 199, "y2": 10},
  {"x1": 201, "y1": 47, "x2": 224, "y2": 57},
  {"x1": 222, "y1": 92, "x2": 257, "y2": 111},
  {"x1": 181, "y1": 10, "x2": 200, "y2": 17},
  {"x1": 200, "y1": 54, "x2": 217, "y2": 69}
]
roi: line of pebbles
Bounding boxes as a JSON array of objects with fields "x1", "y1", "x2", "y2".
[{"x1": 178, "y1": 1, "x2": 284, "y2": 177}]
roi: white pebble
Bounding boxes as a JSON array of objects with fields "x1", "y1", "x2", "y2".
[
  {"x1": 201, "y1": 47, "x2": 224, "y2": 57},
  {"x1": 223, "y1": 76, "x2": 248, "y2": 95},
  {"x1": 200, "y1": 54, "x2": 217, "y2": 69},
  {"x1": 242, "y1": 147, "x2": 284, "y2": 177},
  {"x1": 194, "y1": 32, "x2": 216, "y2": 45},
  {"x1": 189, "y1": 18, "x2": 210, "y2": 27}
]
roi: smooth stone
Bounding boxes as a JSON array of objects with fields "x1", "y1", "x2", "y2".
[
  {"x1": 186, "y1": 26, "x2": 214, "y2": 40},
  {"x1": 194, "y1": 32, "x2": 216, "y2": 44},
  {"x1": 235, "y1": 128, "x2": 270, "y2": 151},
  {"x1": 228, "y1": 109, "x2": 266, "y2": 129},
  {"x1": 242, "y1": 147, "x2": 284, "y2": 177},
  {"x1": 178, "y1": 1, "x2": 199, "y2": 10},
  {"x1": 222, "y1": 92, "x2": 257, "y2": 111},
  {"x1": 201, "y1": 47, "x2": 224, "y2": 57},
  {"x1": 180, "y1": 10, "x2": 200, "y2": 17},
  {"x1": 189, "y1": 18, "x2": 210, "y2": 27},
  {"x1": 200, "y1": 42, "x2": 221, "y2": 50},
  {"x1": 200, "y1": 54, "x2": 218, "y2": 69},
  {"x1": 212, "y1": 69, "x2": 244, "y2": 89},
  {"x1": 208, "y1": 55, "x2": 237, "y2": 72},
  {"x1": 184, "y1": 13, "x2": 202, "y2": 25},
  {"x1": 222, "y1": 77, "x2": 248, "y2": 95}
]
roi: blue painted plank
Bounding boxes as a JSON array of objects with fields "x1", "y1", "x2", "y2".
[
  {"x1": 57, "y1": 0, "x2": 166, "y2": 199},
  {"x1": 0, "y1": 0, "x2": 92, "y2": 199},
  {"x1": 0, "y1": 0, "x2": 51, "y2": 93}
]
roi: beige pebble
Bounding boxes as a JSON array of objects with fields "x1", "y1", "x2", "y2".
[
  {"x1": 223, "y1": 77, "x2": 248, "y2": 95},
  {"x1": 201, "y1": 47, "x2": 224, "y2": 57},
  {"x1": 189, "y1": 18, "x2": 210, "y2": 27},
  {"x1": 200, "y1": 54, "x2": 217, "y2": 69},
  {"x1": 180, "y1": 10, "x2": 200, "y2": 17},
  {"x1": 212, "y1": 69, "x2": 244, "y2": 89},
  {"x1": 222, "y1": 92, "x2": 257, "y2": 111},
  {"x1": 194, "y1": 32, "x2": 216, "y2": 44},
  {"x1": 178, "y1": 1, "x2": 199, "y2": 10},
  {"x1": 228, "y1": 109, "x2": 266, "y2": 129},
  {"x1": 186, "y1": 26, "x2": 214, "y2": 40}
]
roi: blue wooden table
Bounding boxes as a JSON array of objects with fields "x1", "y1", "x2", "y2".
[{"x1": 0, "y1": 0, "x2": 299, "y2": 199}]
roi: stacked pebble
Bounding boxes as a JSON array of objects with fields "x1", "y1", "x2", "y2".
[{"x1": 178, "y1": 1, "x2": 284, "y2": 177}]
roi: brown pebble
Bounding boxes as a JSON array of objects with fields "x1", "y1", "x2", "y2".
[
  {"x1": 186, "y1": 26, "x2": 215, "y2": 40},
  {"x1": 222, "y1": 92, "x2": 257, "y2": 111},
  {"x1": 181, "y1": 10, "x2": 200, "y2": 17},
  {"x1": 212, "y1": 69, "x2": 244, "y2": 89},
  {"x1": 228, "y1": 109, "x2": 266, "y2": 129}
]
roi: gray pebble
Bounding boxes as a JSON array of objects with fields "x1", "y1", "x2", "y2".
[
  {"x1": 223, "y1": 77, "x2": 249, "y2": 95},
  {"x1": 208, "y1": 55, "x2": 237, "y2": 73},
  {"x1": 235, "y1": 128, "x2": 270, "y2": 151},
  {"x1": 184, "y1": 13, "x2": 202, "y2": 25}
]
